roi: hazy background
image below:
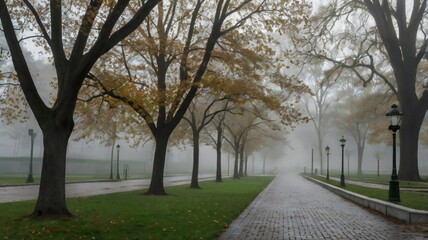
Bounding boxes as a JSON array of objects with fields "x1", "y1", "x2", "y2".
[
  {"x1": 2, "y1": 115, "x2": 428, "y2": 179},
  {"x1": 1, "y1": 2, "x2": 428, "y2": 180}
]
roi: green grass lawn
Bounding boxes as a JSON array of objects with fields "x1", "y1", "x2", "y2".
[
  {"x1": 0, "y1": 174, "x2": 153, "y2": 185},
  {"x1": 0, "y1": 176, "x2": 273, "y2": 240},
  {"x1": 0, "y1": 174, "x2": 110, "y2": 185},
  {"x1": 328, "y1": 172, "x2": 428, "y2": 188},
  {"x1": 309, "y1": 174, "x2": 428, "y2": 211},
  {"x1": 0, "y1": 174, "x2": 39, "y2": 185}
]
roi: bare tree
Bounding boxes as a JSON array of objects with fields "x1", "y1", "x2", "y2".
[
  {"x1": 333, "y1": 81, "x2": 388, "y2": 175},
  {"x1": 301, "y1": 63, "x2": 336, "y2": 175},
  {"x1": 303, "y1": 0, "x2": 428, "y2": 180},
  {"x1": 183, "y1": 96, "x2": 230, "y2": 188},
  {"x1": 373, "y1": 151, "x2": 385, "y2": 177}
]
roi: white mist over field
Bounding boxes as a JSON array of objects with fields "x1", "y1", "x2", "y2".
[
  {"x1": 1, "y1": 12, "x2": 428, "y2": 179},
  {"x1": 2, "y1": 96, "x2": 428, "y2": 177}
]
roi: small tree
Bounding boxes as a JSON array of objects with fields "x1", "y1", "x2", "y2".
[
  {"x1": 301, "y1": 63, "x2": 336, "y2": 175},
  {"x1": 373, "y1": 151, "x2": 384, "y2": 177},
  {"x1": 332, "y1": 82, "x2": 387, "y2": 175},
  {"x1": 204, "y1": 104, "x2": 231, "y2": 182},
  {"x1": 183, "y1": 96, "x2": 229, "y2": 188},
  {"x1": 223, "y1": 111, "x2": 257, "y2": 179}
]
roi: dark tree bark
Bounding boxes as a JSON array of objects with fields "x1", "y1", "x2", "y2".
[
  {"x1": 33, "y1": 116, "x2": 74, "y2": 217},
  {"x1": 349, "y1": 122, "x2": 368, "y2": 176},
  {"x1": 233, "y1": 146, "x2": 240, "y2": 179},
  {"x1": 398, "y1": 101, "x2": 425, "y2": 180},
  {"x1": 146, "y1": 135, "x2": 169, "y2": 195},
  {"x1": 184, "y1": 101, "x2": 229, "y2": 188},
  {"x1": 224, "y1": 117, "x2": 258, "y2": 179},
  {"x1": 99, "y1": 0, "x2": 289, "y2": 192},
  {"x1": 363, "y1": 0, "x2": 427, "y2": 181},
  {"x1": 310, "y1": 1, "x2": 428, "y2": 181},
  {"x1": 356, "y1": 143, "x2": 364, "y2": 175},
  {"x1": 244, "y1": 153, "x2": 248, "y2": 177},
  {"x1": 140, "y1": 0, "x2": 232, "y2": 194},
  {"x1": 224, "y1": 126, "x2": 243, "y2": 179},
  {"x1": 0, "y1": 0, "x2": 159, "y2": 218},
  {"x1": 215, "y1": 125, "x2": 223, "y2": 182},
  {"x1": 190, "y1": 123, "x2": 201, "y2": 189},
  {"x1": 239, "y1": 143, "x2": 245, "y2": 177},
  {"x1": 206, "y1": 112, "x2": 228, "y2": 183}
]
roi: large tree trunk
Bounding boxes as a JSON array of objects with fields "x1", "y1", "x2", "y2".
[
  {"x1": 190, "y1": 130, "x2": 200, "y2": 189},
  {"x1": 146, "y1": 136, "x2": 169, "y2": 195},
  {"x1": 398, "y1": 107, "x2": 423, "y2": 181},
  {"x1": 362, "y1": 1, "x2": 426, "y2": 181},
  {"x1": 215, "y1": 126, "x2": 222, "y2": 182},
  {"x1": 31, "y1": 117, "x2": 73, "y2": 218},
  {"x1": 239, "y1": 146, "x2": 244, "y2": 177},
  {"x1": 233, "y1": 148, "x2": 239, "y2": 179},
  {"x1": 244, "y1": 153, "x2": 248, "y2": 177},
  {"x1": 317, "y1": 132, "x2": 323, "y2": 175},
  {"x1": 357, "y1": 145, "x2": 363, "y2": 175}
]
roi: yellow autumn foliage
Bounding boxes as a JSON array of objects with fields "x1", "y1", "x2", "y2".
[{"x1": 70, "y1": 0, "x2": 311, "y2": 144}]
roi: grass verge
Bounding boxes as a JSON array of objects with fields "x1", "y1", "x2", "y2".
[
  {"x1": 328, "y1": 172, "x2": 428, "y2": 188},
  {"x1": 0, "y1": 176, "x2": 273, "y2": 240},
  {"x1": 0, "y1": 174, "x2": 153, "y2": 185},
  {"x1": 308, "y1": 174, "x2": 428, "y2": 211}
]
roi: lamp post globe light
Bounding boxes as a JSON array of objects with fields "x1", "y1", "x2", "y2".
[
  {"x1": 325, "y1": 145, "x2": 330, "y2": 180},
  {"x1": 340, "y1": 136, "x2": 346, "y2": 187},
  {"x1": 386, "y1": 104, "x2": 402, "y2": 202},
  {"x1": 116, "y1": 144, "x2": 121, "y2": 180}
]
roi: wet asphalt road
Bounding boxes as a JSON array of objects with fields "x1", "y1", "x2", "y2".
[{"x1": 0, "y1": 174, "x2": 214, "y2": 203}]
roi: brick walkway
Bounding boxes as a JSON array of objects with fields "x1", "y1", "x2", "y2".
[{"x1": 219, "y1": 173, "x2": 427, "y2": 240}]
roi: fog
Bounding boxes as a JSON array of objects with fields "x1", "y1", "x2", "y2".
[
  {"x1": 0, "y1": 128, "x2": 285, "y2": 176},
  {"x1": 286, "y1": 122, "x2": 428, "y2": 176},
  {"x1": 2, "y1": 25, "x2": 428, "y2": 180},
  {"x1": 2, "y1": 99, "x2": 428, "y2": 178}
]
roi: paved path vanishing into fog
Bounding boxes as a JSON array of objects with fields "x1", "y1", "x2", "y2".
[
  {"x1": 219, "y1": 173, "x2": 428, "y2": 240},
  {"x1": 0, "y1": 174, "x2": 214, "y2": 203}
]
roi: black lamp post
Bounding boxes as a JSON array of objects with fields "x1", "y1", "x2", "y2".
[
  {"x1": 110, "y1": 143, "x2": 114, "y2": 180},
  {"x1": 386, "y1": 104, "x2": 402, "y2": 202},
  {"x1": 25, "y1": 129, "x2": 36, "y2": 183},
  {"x1": 325, "y1": 145, "x2": 330, "y2": 180},
  {"x1": 116, "y1": 144, "x2": 121, "y2": 180},
  {"x1": 340, "y1": 136, "x2": 346, "y2": 187}
]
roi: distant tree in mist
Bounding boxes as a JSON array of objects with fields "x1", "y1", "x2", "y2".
[
  {"x1": 301, "y1": 63, "x2": 336, "y2": 175},
  {"x1": 373, "y1": 150, "x2": 384, "y2": 177},
  {"x1": 332, "y1": 80, "x2": 388, "y2": 175},
  {"x1": 182, "y1": 95, "x2": 230, "y2": 188},
  {"x1": 302, "y1": 0, "x2": 428, "y2": 181}
]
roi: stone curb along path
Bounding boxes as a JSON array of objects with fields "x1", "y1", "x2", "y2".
[{"x1": 302, "y1": 174, "x2": 428, "y2": 224}]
